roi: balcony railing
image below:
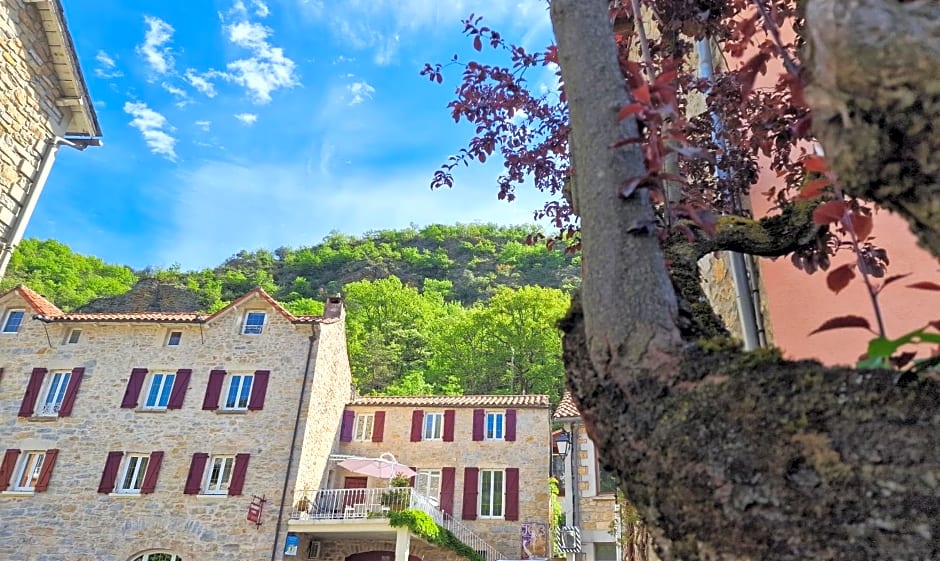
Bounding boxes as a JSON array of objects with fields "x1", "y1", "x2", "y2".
[{"x1": 289, "y1": 487, "x2": 506, "y2": 561}]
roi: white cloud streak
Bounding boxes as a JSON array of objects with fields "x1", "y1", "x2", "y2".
[
  {"x1": 195, "y1": 120, "x2": 212, "y2": 131},
  {"x1": 137, "y1": 16, "x2": 175, "y2": 75},
  {"x1": 184, "y1": 69, "x2": 218, "y2": 98},
  {"x1": 94, "y1": 50, "x2": 123, "y2": 78},
  {"x1": 234, "y1": 113, "x2": 258, "y2": 125},
  {"x1": 124, "y1": 101, "x2": 178, "y2": 161},
  {"x1": 347, "y1": 80, "x2": 375, "y2": 105},
  {"x1": 223, "y1": 20, "x2": 299, "y2": 103}
]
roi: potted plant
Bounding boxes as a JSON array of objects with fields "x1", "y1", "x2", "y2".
[
  {"x1": 381, "y1": 474, "x2": 411, "y2": 512},
  {"x1": 295, "y1": 495, "x2": 311, "y2": 519}
]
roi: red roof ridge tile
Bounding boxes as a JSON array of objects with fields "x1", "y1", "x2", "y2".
[
  {"x1": 552, "y1": 391, "x2": 581, "y2": 419},
  {"x1": 0, "y1": 285, "x2": 64, "y2": 316},
  {"x1": 349, "y1": 394, "x2": 550, "y2": 408}
]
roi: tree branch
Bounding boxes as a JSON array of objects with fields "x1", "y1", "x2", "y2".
[{"x1": 693, "y1": 200, "x2": 823, "y2": 260}]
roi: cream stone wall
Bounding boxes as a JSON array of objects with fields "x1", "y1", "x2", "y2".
[
  {"x1": 336, "y1": 404, "x2": 551, "y2": 558},
  {"x1": 0, "y1": 0, "x2": 71, "y2": 251},
  {"x1": 0, "y1": 291, "x2": 351, "y2": 561}
]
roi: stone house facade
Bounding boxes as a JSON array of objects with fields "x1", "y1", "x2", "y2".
[
  {"x1": 0, "y1": 0, "x2": 102, "y2": 278},
  {"x1": 0, "y1": 285, "x2": 352, "y2": 561},
  {"x1": 286, "y1": 395, "x2": 552, "y2": 561}
]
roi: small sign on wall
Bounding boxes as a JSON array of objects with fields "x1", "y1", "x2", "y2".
[
  {"x1": 521, "y1": 522, "x2": 549, "y2": 559},
  {"x1": 284, "y1": 533, "x2": 299, "y2": 556}
]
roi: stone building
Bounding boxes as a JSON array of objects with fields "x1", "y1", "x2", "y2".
[
  {"x1": 0, "y1": 0, "x2": 102, "y2": 278},
  {"x1": 0, "y1": 284, "x2": 353, "y2": 561},
  {"x1": 287, "y1": 394, "x2": 553, "y2": 561}
]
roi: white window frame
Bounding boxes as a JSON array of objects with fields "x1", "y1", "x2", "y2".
[
  {"x1": 242, "y1": 311, "x2": 266, "y2": 335},
  {"x1": 222, "y1": 373, "x2": 254, "y2": 410},
  {"x1": 66, "y1": 329, "x2": 82, "y2": 344},
  {"x1": 423, "y1": 412, "x2": 444, "y2": 440},
  {"x1": 204, "y1": 455, "x2": 235, "y2": 494},
  {"x1": 117, "y1": 454, "x2": 150, "y2": 494},
  {"x1": 478, "y1": 469, "x2": 505, "y2": 518},
  {"x1": 143, "y1": 372, "x2": 176, "y2": 410},
  {"x1": 165, "y1": 330, "x2": 182, "y2": 346},
  {"x1": 485, "y1": 411, "x2": 505, "y2": 441},
  {"x1": 12, "y1": 451, "x2": 45, "y2": 491},
  {"x1": 2, "y1": 308, "x2": 25, "y2": 333},
  {"x1": 415, "y1": 469, "x2": 442, "y2": 506},
  {"x1": 38, "y1": 371, "x2": 71, "y2": 417},
  {"x1": 353, "y1": 413, "x2": 374, "y2": 441}
]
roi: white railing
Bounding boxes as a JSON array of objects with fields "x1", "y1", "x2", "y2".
[
  {"x1": 289, "y1": 487, "x2": 507, "y2": 561},
  {"x1": 37, "y1": 402, "x2": 61, "y2": 417}
]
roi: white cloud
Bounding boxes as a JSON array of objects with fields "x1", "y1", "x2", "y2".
[
  {"x1": 252, "y1": 0, "x2": 270, "y2": 17},
  {"x1": 94, "y1": 50, "x2": 123, "y2": 78},
  {"x1": 348, "y1": 80, "x2": 375, "y2": 105},
  {"x1": 223, "y1": 20, "x2": 299, "y2": 103},
  {"x1": 137, "y1": 16, "x2": 175, "y2": 75},
  {"x1": 184, "y1": 69, "x2": 218, "y2": 98},
  {"x1": 123, "y1": 101, "x2": 177, "y2": 161},
  {"x1": 234, "y1": 113, "x2": 258, "y2": 125},
  {"x1": 162, "y1": 82, "x2": 189, "y2": 99},
  {"x1": 195, "y1": 120, "x2": 212, "y2": 131}
]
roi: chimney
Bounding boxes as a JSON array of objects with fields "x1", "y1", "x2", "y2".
[{"x1": 323, "y1": 295, "x2": 344, "y2": 319}]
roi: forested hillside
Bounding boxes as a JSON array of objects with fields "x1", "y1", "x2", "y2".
[{"x1": 1, "y1": 224, "x2": 577, "y2": 400}]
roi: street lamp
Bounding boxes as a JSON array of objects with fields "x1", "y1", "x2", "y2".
[{"x1": 556, "y1": 429, "x2": 571, "y2": 457}]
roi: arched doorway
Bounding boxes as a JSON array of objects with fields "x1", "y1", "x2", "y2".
[
  {"x1": 346, "y1": 551, "x2": 421, "y2": 561},
  {"x1": 130, "y1": 552, "x2": 183, "y2": 561}
]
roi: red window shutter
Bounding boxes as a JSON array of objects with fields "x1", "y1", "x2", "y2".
[
  {"x1": 121, "y1": 368, "x2": 148, "y2": 408},
  {"x1": 184, "y1": 453, "x2": 209, "y2": 494},
  {"x1": 443, "y1": 409, "x2": 455, "y2": 442},
  {"x1": 57, "y1": 367, "x2": 85, "y2": 417},
  {"x1": 202, "y1": 370, "x2": 226, "y2": 410},
  {"x1": 372, "y1": 410, "x2": 385, "y2": 442},
  {"x1": 440, "y1": 467, "x2": 456, "y2": 515},
  {"x1": 229, "y1": 453, "x2": 250, "y2": 496},
  {"x1": 339, "y1": 410, "x2": 355, "y2": 442},
  {"x1": 505, "y1": 409, "x2": 517, "y2": 442},
  {"x1": 0, "y1": 449, "x2": 21, "y2": 491},
  {"x1": 505, "y1": 467, "x2": 520, "y2": 520},
  {"x1": 141, "y1": 451, "x2": 164, "y2": 494},
  {"x1": 247, "y1": 370, "x2": 269, "y2": 410},
  {"x1": 410, "y1": 410, "x2": 424, "y2": 442},
  {"x1": 98, "y1": 451, "x2": 124, "y2": 494},
  {"x1": 166, "y1": 369, "x2": 191, "y2": 409},
  {"x1": 34, "y1": 449, "x2": 59, "y2": 492},
  {"x1": 472, "y1": 409, "x2": 485, "y2": 441},
  {"x1": 462, "y1": 467, "x2": 479, "y2": 520},
  {"x1": 18, "y1": 367, "x2": 47, "y2": 417}
]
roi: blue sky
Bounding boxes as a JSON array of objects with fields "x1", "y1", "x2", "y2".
[{"x1": 27, "y1": 0, "x2": 556, "y2": 270}]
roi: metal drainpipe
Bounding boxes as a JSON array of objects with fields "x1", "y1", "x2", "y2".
[
  {"x1": 569, "y1": 422, "x2": 582, "y2": 561},
  {"x1": 0, "y1": 139, "x2": 59, "y2": 278},
  {"x1": 695, "y1": 39, "x2": 763, "y2": 351},
  {"x1": 271, "y1": 325, "x2": 319, "y2": 561}
]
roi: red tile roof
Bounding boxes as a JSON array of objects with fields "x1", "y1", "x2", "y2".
[
  {"x1": 1, "y1": 285, "x2": 64, "y2": 316},
  {"x1": 553, "y1": 392, "x2": 581, "y2": 419},
  {"x1": 349, "y1": 394, "x2": 550, "y2": 408},
  {"x1": 3, "y1": 285, "x2": 339, "y2": 325}
]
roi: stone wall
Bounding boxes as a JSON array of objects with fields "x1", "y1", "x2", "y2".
[
  {"x1": 337, "y1": 403, "x2": 551, "y2": 558},
  {"x1": 0, "y1": 290, "x2": 351, "y2": 561},
  {"x1": 76, "y1": 279, "x2": 203, "y2": 313},
  {"x1": 0, "y1": 0, "x2": 71, "y2": 253}
]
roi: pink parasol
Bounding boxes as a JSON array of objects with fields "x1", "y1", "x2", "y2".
[{"x1": 337, "y1": 452, "x2": 416, "y2": 479}]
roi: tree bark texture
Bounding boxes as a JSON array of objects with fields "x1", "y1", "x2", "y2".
[
  {"x1": 552, "y1": 1, "x2": 940, "y2": 559},
  {"x1": 805, "y1": 0, "x2": 940, "y2": 258}
]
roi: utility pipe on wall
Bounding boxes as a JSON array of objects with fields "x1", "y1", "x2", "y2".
[{"x1": 695, "y1": 39, "x2": 764, "y2": 351}]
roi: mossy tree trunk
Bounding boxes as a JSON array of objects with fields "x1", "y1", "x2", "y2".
[{"x1": 550, "y1": 1, "x2": 939, "y2": 560}]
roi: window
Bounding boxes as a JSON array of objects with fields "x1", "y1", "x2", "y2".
[
  {"x1": 12, "y1": 451, "x2": 45, "y2": 491},
  {"x1": 485, "y1": 411, "x2": 505, "y2": 440},
  {"x1": 166, "y1": 331, "x2": 182, "y2": 346},
  {"x1": 598, "y1": 464, "x2": 619, "y2": 494},
  {"x1": 38, "y1": 371, "x2": 72, "y2": 416},
  {"x1": 479, "y1": 469, "x2": 505, "y2": 518},
  {"x1": 354, "y1": 413, "x2": 374, "y2": 441},
  {"x1": 423, "y1": 412, "x2": 443, "y2": 440},
  {"x1": 66, "y1": 329, "x2": 82, "y2": 344},
  {"x1": 118, "y1": 455, "x2": 150, "y2": 493},
  {"x1": 204, "y1": 456, "x2": 235, "y2": 494},
  {"x1": 223, "y1": 374, "x2": 253, "y2": 410},
  {"x1": 415, "y1": 469, "x2": 441, "y2": 505},
  {"x1": 2, "y1": 309, "x2": 24, "y2": 333},
  {"x1": 132, "y1": 552, "x2": 184, "y2": 561},
  {"x1": 594, "y1": 543, "x2": 618, "y2": 561},
  {"x1": 144, "y1": 373, "x2": 176, "y2": 409},
  {"x1": 242, "y1": 311, "x2": 266, "y2": 335}
]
